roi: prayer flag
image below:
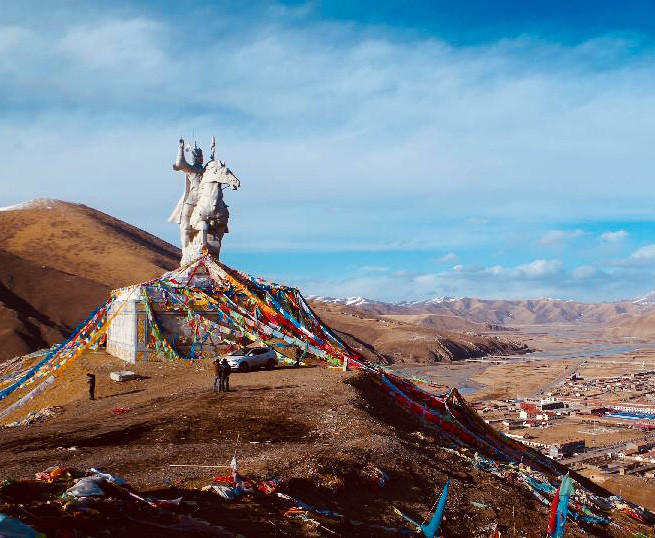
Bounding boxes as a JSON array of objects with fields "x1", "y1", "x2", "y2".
[
  {"x1": 421, "y1": 479, "x2": 449, "y2": 538},
  {"x1": 547, "y1": 473, "x2": 573, "y2": 538}
]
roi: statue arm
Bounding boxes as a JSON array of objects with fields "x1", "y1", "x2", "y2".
[{"x1": 173, "y1": 138, "x2": 194, "y2": 173}]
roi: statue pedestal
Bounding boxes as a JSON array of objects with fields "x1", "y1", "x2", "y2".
[
  {"x1": 106, "y1": 292, "x2": 150, "y2": 363},
  {"x1": 105, "y1": 263, "x2": 231, "y2": 363},
  {"x1": 181, "y1": 231, "x2": 223, "y2": 267}
]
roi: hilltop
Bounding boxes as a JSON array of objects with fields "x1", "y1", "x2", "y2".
[
  {"x1": 0, "y1": 351, "x2": 646, "y2": 537},
  {"x1": 0, "y1": 199, "x2": 179, "y2": 287},
  {"x1": 310, "y1": 300, "x2": 529, "y2": 363}
]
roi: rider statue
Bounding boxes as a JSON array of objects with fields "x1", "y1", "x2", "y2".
[{"x1": 169, "y1": 136, "x2": 240, "y2": 266}]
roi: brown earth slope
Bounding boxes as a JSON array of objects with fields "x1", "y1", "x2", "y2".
[
  {"x1": 381, "y1": 313, "x2": 490, "y2": 332},
  {"x1": 0, "y1": 199, "x2": 179, "y2": 287},
  {"x1": 0, "y1": 249, "x2": 108, "y2": 359},
  {"x1": 310, "y1": 301, "x2": 530, "y2": 363},
  {"x1": 426, "y1": 297, "x2": 640, "y2": 325},
  {"x1": 607, "y1": 309, "x2": 655, "y2": 338},
  {"x1": 0, "y1": 199, "x2": 179, "y2": 360}
]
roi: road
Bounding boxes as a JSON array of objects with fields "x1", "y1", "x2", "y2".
[
  {"x1": 560, "y1": 431, "x2": 655, "y2": 465},
  {"x1": 528, "y1": 358, "x2": 586, "y2": 398}
]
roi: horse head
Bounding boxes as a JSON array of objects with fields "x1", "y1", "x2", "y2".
[{"x1": 203, "y1": 160, "x2": 240, "y2": 190}]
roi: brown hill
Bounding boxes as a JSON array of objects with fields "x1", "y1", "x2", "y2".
[
  {"x1": 381, "y1": 313, "x2": 487, "y2": 332},
  {"x1": 310, "y1": 301, "x2": 530, "y2": 363},
  {"x1": 0, "y1": 199, "x2": 179, "y2": 360},
  {"x1": 0, "y1": 352, "x2": 634, "y2": 537},
  {"x1": 0, "y1": 199, "x2": 179, "y2": 288},
  {"x1": 432, "y1": 297, "x2": 639, "y2": 325},
  {"x1": 0, "y1": 249, "x2": 108, "y2": 359},
  {"x1": 607, "y1": 310, "x2": 655, "y2": 338}
]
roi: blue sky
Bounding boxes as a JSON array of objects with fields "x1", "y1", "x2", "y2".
[{"x1": 2, "y1": 1, "x2": 655, "y2": 302}]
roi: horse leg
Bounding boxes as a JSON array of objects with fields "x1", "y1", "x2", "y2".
[
  {"x1": 180, "y1": 203, "x2": 195, "y2": 249},
  {"x1": 200, "y1": 220, "x2": 208, "y2": 246}
]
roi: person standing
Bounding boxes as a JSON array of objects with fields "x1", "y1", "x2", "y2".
[
  {"x1": 213, "y1": 358, "x2": 223, "y2": 392},
  {"x1": 86, "y1": 373, "x2": 96, "y2": 400},
  {"x1": 220, "y1": 358, "x2": 232, "y2": 392}
]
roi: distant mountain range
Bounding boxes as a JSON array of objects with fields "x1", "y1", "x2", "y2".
[
  {"x1": 632, "y1": 291, "x2": 655, "y2": 306},
  {"x1": 309, "y1": 293, "x2": 655, "y2": 326}
]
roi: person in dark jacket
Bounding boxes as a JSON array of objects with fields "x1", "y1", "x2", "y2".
[
  {"x1": 213, "y1": 358, "x2": 223, "y2": 392},
  {"x1": 86, "y1": 373, "x2": 96, "y2": 400},
  {"x1": 220, "y1": 358, "x2": 232, "y2": 392}
]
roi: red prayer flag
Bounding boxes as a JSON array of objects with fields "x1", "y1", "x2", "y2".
[{"x1": 547, "y1": 485, "x2": 560, "y2": 535}]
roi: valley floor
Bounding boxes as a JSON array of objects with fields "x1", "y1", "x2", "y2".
[{"x1": 393, "y1": 325, "x2": 655, "y2": 513}]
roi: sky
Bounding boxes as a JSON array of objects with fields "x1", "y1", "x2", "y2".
[{"x1": 2, "y1": 1, "x2": 655, "y2": 302}]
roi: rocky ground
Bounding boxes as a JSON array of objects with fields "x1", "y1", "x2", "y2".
[{"x1": 0, "y1": 351, "x2": 604, "y2": 537}]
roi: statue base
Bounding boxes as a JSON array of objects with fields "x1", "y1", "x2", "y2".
[
  {"x1": 180, "y1": 230, "x2": 223, "y2": 266},
  {"x1": 106, "y1": 261, "x2": 231, "y2": 363}
]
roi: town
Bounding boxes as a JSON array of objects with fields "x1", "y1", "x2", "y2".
[{"x1": 475, "y1": 362, "x2": 655, "y2": 491}]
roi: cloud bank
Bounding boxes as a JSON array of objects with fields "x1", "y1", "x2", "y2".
[{"x1": 1, "y1": 3, "x2": 654, "y2": 301}]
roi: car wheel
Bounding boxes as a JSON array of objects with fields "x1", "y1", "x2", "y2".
[
  {"x1": 238, "y1": 362, "x2": 249, "y2": 373},
  {"x1": 266, "y1": 359, "x2": 276, "y2": 370}
]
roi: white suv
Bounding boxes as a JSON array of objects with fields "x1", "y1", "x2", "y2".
[{"x1": 225, "y1": 347, "x2": 278, "y2": 372}]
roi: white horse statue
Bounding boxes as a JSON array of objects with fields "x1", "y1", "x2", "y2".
[
  {"x1": 189, "y1": 158, "x2": 240, "y2": 260},
  {"x1": 171, "y1": 136, "x2": 241, "y2": 266}
]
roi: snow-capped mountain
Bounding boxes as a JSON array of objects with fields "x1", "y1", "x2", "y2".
[
  {"x1": 306, "y1": 296, "x2": 374, "y2": 307},
  {"x1": 0, "y1": 198, "x2": 60, "y2": 212},
  {"x1": 414, "y1": 296, "x2": 459, "y2": 305},
  {"x1": 308, "y1": 293, "x2": 650, "y2": 326},
  {"x1": 632, "y1": 291, "x2": 655, "y2": 306}
]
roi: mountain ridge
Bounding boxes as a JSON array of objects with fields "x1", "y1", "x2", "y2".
[{"x1": 310, "y1": 293, "x2": 653, "y2": 326}]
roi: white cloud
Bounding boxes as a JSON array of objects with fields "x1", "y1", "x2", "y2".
[
  {"x1": 478, "y1": 259, "x2": 563, "y2": 279},
  {"x1": 300, "y1": 258, "x2": 567, "y2": 301},
  {"x1": 57, "y1": 19, "x2": 166, "y2": 73},
  {"x1": 515, "y1": 259, "x2": 563, "y2": 278},
  {"x1": 298, "y1": 270, "x2": 441, "y2": 302},
  {"x1": 631, "y1": 244, "x2": 655, "y2": 262},
  {"x1": 292, "y1": 256, "x2": 655, "y2": 302},
  {"x1": 539, "y1": 229, "x2": 586, "y2": 245},
  {"x1": 436, "y1": 252, "x2": 458, "y2": 263},
  {"x1": 0, "y1": 26, "x2": 28, "y2": 55},
  {"x1": 486, "y1": 265, "x2": 504, "y2": 276},
  {"x1": 414, "y1": 273, "x2": 437, "y2": 286},
  {"x1": 570, "y1": 265, "x2": 596, "y2": 279},
  {"x1": 600, "y1": 229, "x2": 628, "y2": 242}
]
